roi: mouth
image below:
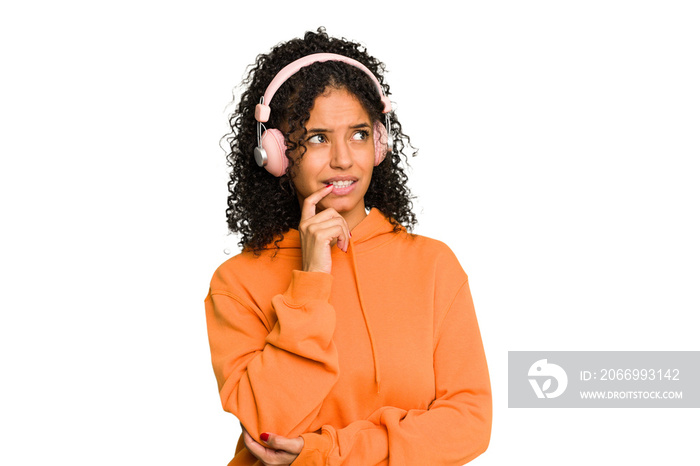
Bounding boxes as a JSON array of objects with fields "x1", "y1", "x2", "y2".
[
  {"x1": 326, "y1": 179, "x2": 356, "y2": 188},
  {"x1": 324, "y1": 178, "x2": 358, "y2": 195}
]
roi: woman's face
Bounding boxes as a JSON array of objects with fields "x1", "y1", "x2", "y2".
[{"x1": 290, "y1": 87, "x2": 375, "y2": 229}]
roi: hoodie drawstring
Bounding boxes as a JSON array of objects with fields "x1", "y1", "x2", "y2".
[{"x1": 348, "y1": 237, "x2": 381, "y2": 393}]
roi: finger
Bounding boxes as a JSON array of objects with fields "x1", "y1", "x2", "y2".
[
  {"x1": 245, "y1": 431, "x2": 299, "y2": 465},
  {"x1": 261, "y1": 432, "x2": 304, "y2": 455},
  {"x1": 314, "y1": 210, "x2": 351, "y2": 251},
  {"x1": 242, "y1": 428, "x2": 259, "y2": 452},
  {"x1": 307, "y1": 221, "x2": 350, "y2": 253},
  {"x1": 325, "y1": 222, "x2": 351, "y2": 253},
  {"x1": 243, "y1": 439, "x2": 269, "y2": 463},
  {"x1": 303, "y1": 205, "x2": 350, "y2": 226},
  {"x1": 301, "y1": 184, "x2": 334, "y2": 221},
  {"x1": 302, "y1": 205, "x2": 341, "y2": 223},
  {"x1": 242, "y1": 430, "x2": 273, "y2": 461},
  {"x1": 299, "y1": 206, "x2": 347, "y2": 235},
  {"x1": 304, "y1": 209, "x2": 350, "y2": 238}
]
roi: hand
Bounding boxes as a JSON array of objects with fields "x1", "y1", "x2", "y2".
[
  {"x1": 298, "y1": 184, "x2": 351, "y2": 274},
  {"x1": 242, "y1": 427, "x2": 304, "y2": 466}
]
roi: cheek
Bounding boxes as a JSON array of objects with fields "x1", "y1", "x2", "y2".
[
  {"x1": 289, "y1": 162, "x2": 319, "y2": 195},
  {"x1": 360, "y1": 157, "x2": 376, "y2": 179}
]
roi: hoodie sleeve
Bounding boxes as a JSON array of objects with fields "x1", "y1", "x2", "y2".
[
  {"x1": 294, "y1": 279, "x2": 491, "y2": 465},
  {"x1": 205, "y1": 270, "x2": 340, "y2": 440}
]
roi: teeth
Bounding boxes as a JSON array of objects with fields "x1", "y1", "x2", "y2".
[{"x1": 330, "y1": 180, "x2": 354, "y2": 188}]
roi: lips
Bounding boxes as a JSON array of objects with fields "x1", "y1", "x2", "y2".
[{"x1": 324, "y1": 177, "x2": 358, "y2": 195}]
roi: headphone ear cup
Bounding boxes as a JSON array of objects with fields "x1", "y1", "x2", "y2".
[
  {"x1": 373, "y1": 121, "x2": 388, "y2": 166},
  {"x1": 260, "y1": 128, "x2": 288, "y2": 177}
]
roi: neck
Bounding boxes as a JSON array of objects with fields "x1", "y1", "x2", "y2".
[{"x1": 343, "y1": 207, "x2": 368, "y2": 231}]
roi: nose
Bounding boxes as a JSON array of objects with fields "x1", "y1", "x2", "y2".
[{"x1": 329, "y1": 139, "x2": 353, "y2": 170}]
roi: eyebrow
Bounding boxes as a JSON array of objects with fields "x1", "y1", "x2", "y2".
[{"x1": 307, "y1": 122, "x2": 371, "y2": 134}]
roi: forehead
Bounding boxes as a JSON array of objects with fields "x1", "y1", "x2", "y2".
[{"x1": 307, "y1": 88, "x2": 370, "y2": 127}]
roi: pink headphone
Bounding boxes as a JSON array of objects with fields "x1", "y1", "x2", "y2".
[{"x1": 253, "y1": 53, "x2": 393, "y2": 177}]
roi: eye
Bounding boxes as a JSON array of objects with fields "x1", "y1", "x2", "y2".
[
  {"x1": 308, "y1": 134, "x2": 327, "y2": 144},
  {"x1": 352, "y1": 130, "x2": 370, "y2": 141}
]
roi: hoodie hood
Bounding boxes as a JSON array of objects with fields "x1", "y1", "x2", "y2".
[{"x1": 263, "y1": 207, "x2": 402, "y2": 392}]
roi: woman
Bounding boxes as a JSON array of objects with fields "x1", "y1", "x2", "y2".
[{"x1": 205, "y1": 27, "x2": 491, "y2": 465}]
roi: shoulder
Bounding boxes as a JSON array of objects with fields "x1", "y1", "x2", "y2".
[
  {"x1": 407, "y1": 233, "x2": 456, "y2": 255},
  {"x1": 208, "y1": 249, "x2": 281, "y2": 293},
  {"x1": 380, "y1": 231, "x2": 470, "y2": 300},
  {"x1": 388, "y1": 232, "x2": 473, "y2": 327},
  {"x1": 395, "y1": 231, "x2": 466, "y2": 274}
]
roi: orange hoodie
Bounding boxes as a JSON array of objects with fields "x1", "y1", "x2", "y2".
[{"x1": 205, "y1": 208, "x2": 491, "y2": 465}]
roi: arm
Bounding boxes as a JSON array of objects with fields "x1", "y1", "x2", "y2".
[
  {"x1": 205, "y1": 187, "x2": 351, "y2": 444},
  {"x1": 294, "y1": 279, "x2": 492, "y2": 465},
  {"x1": 205, "y1": 270, "x2": 340, "y2": 440}
]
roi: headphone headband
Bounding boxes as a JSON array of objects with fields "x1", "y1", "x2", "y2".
[{"x1": 254, "y1": 52, "x2": 392, "y2": 123}]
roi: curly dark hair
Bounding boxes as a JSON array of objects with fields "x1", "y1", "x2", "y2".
[{"x1": 224, "y1": 27, "x2": 417, "y2": 253}]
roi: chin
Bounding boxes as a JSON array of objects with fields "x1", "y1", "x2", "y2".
[{"x1": 321, "y1": 197, "x2": 361, "y2": 214}]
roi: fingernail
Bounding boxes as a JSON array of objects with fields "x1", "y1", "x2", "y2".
[{"x1": 260, "y1": 433, "x2": 270, "y2": 442}]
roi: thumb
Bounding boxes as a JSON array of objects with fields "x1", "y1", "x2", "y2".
[{"x1": 260, "y1": 432, "x2": 304, "y2": 454}]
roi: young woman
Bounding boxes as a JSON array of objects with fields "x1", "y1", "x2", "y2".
[{"x1": 205, "y1": 27, "x2": 492, "y2": 465}]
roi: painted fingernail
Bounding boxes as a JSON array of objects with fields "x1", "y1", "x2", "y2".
[{"x1": 260, "y1": 433, "x2": 270, "y2": 442}]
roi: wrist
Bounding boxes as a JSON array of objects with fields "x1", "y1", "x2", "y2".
[{"x1": 284, "y1": 270, "x2": 333, "y2": 305}]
